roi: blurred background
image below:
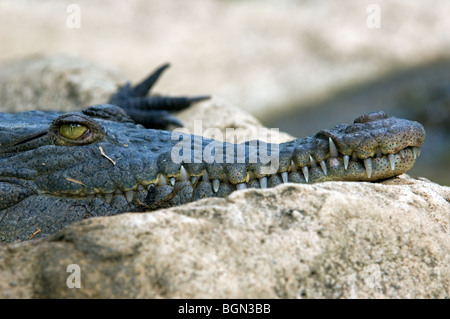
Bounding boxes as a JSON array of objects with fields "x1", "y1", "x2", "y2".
[{"x1": 0, "y1": 0, "x2": 449, "y2": 184}]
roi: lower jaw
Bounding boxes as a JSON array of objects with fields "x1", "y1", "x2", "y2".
[{"x1": 52, "y1": 146, "x2": 418, "y2": 210}]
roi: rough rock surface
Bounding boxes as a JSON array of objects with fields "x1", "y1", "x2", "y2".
[
  {"x1": 0, "y1": 55, "x2": 126, "y2": 113},
  {"x1": 0, "y1": 176, "x2": 448, "y2": 298},
  {"x1": 0, "y1": 54, "x2": 294, "y2": 143}
]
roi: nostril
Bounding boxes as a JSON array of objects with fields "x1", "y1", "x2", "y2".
[{"x1": 354, "y1": 111, "x2": 388, "y2": 124}]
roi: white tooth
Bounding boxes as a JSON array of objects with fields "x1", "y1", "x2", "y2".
[
  {"x1": 170, "y1": 177, "x2": 176, "y2": 186},
  {"x1": 352, "y1": 152, "x2": 358, "y2": 162},
  {"x1": 180, "y1": 165, "x2": 189, "y2": 181},
  {"x1": 290, "y1": 160, "x2": 297, "y2": 172},
  {"x1": 105, "y1": 193, "x2": 113, "y2": 204},
  {"x1": 158, "y1": 174, "x2": 167, "y2": 186},
  {"x1": 138, "y1": 184, "x2": 145, "y2": 192},
  {"x1": 329, "y1": 137, "x2": 338, "y2": 158},
  {"x1": 147, "y1": 183, "x2": 155, "y2": 191},
  {"x1": 281, "y1": 172, "x2": 288, "y2": 183},
  {"x1": 236, "y1": 183, "x2": 247, "y2": 190},
  {"x1": 202, "y1": 170, "x2": 209, "y2": 181},
  {"x1": 320, "y1": 160, "x2": 327, "y2": 176},
  {"x1": 259, "y1": 177, "x2": 268, "y2": 189},
  {"x1": 417, "y1": 147, "x2": 421, "y2": 157},
  {"x1": 302, "y1": 166, "x2": 309, "y2": 183},
  {"x1": 400, "y1": 149, "x2": 406, "y2": 159},
  {"x1": 364, "y1": 158, "x2": 372, "y2": 179},
  {"x1": 191, "y1": 176, "x2": 198, "y2": 184},
  {"x1": 344, "y1": 155, "x2": 349, "y2": 170},
  {"x1": 309, "y1": 155, "x2": 317, "y2": 168},
  {"x1": 388, "y1": 154, "x2": 395, "y2": 171},
  {"x1": 412, "y1": 147, "x2": 418, "y2": 160},
  {"x1": 125, "y1": 190, "x2": 134, "y2": 203},
  {"x1": 213, "y1": 179, "x2": 220, "y2": 192}
]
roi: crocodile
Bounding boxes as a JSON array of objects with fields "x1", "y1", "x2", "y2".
[{"x1": 0, "y1": 66, "x2": 426, "y2": 242}]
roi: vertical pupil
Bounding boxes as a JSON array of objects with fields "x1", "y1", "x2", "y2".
[{"x1": 60, "y1": 123, "x2": 87, "y2": 139}]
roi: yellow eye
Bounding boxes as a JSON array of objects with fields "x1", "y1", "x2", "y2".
[{"x1": 59, "y1": 123, "x2": 88, "y2": 140}]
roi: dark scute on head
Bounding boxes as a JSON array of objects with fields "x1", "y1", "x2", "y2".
[
  {"x1": 82, "y1": 104, "x2": 134, "y2": 123},
  {"x1": 354, "y1": 111, "x2": 388, "y2": 124}
]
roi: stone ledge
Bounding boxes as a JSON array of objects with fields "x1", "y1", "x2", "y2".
[{"x1": 1, "y1": 175, "x2": 448, "y2": 298}]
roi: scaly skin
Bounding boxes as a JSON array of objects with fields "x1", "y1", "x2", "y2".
[{"x1": 0, "y1": 105, "x2": 425, "y2": 242}]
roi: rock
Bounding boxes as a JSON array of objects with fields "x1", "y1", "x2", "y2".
[
  {"x1": 177, "y1": 97, "x2": 294, "y2": 144},
  {"x1": 0, "y1": 55, "x2": 125, "y2": 113},
  {"x1": 0, "y1": 175, "x2": 448, "y2": 298}
]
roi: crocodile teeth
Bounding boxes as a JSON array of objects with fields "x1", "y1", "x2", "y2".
[
  {"x1": 412, "y1": 147, "x2": 418, "y2": 159},
  {"x1": 105, "y1": 193, "x2": 113, "y2": 204},
  {"x1": 191, "y1": 176, "x2": 198, "y2": 184},
  {"x1": 180, "y1": 165, "x2": 189, "y2": 181},
  {"x1": 302, "y1": 166, "x2": 309, "y2": 183},
  {"x1": 388, "y1": 154, "x2": 395, "y2": 171},
  {"x1": 236, "y1": 183, "x2": 247, "y2": 190},
  {"x1": 329, "y1": 137, "x2": 338, "y2": 158},
  {"x1": 281, "y1": 172, "x2": 288, "y2": 183},
  {"x1": 290, "y1": 160, "x2": 297, "y2": 172},
  {"x1": 202, "y1": 170, "x2": 209, "y2": 181},
  {"x1": 125, "y1": 190, "x2": 134, "y2": 203},
  {"x1": 399, "y1": 149, "x2": 406, "y2": 159},
  {"x1": 213, "y1": 179, "x2": 220, "y2": 192},
  {"x1": 259, "y1": 177, "x2": 268, "y2": 189},
  {"x1": 170, "y1": 177, "x2": 176, "y2": 186},
  {"x1": 309, "y1": 155, "x2": 317, "y2": 168},
  {"x1": 320, "y1": 160, "x2": 327, "y2": 176},
  {"x1": 343, "y1": 155, "x2": 349, "y2": 170},
  {"x1": 158, "y1": 174, "x2": 168, "y2": 186},
  {"x1": 364, "y1": 158, "x2": 372, "y2": 179}
]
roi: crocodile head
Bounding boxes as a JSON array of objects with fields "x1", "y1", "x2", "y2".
[{"x1": 0, "y1": 107, "x2": 425, "y2": 242}]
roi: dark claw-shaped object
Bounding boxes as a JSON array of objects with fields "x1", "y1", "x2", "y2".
[
  {"x1": 109, "y1": 64, "x2": 210, "y2": 129},
  {"x1": 130, "y1": 63, "x2": 171, "y2": 97},
  {"x1": 124, "y1": 109, "x2": 184, "y2": 130}
]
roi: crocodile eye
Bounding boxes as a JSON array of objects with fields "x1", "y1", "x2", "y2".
[
  {"x1": 59, "y1": 123, "x2": 88, "y2": 140},
  {"x1": 49, "y1": 114, "x2": 105, "y2": 145}
]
